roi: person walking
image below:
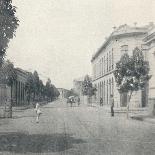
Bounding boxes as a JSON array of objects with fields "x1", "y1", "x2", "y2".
[
  {"x1": 35, "y1": 103, "x2": 42, "y2": 123},
  {"x1": 100, "y1": 97, "x2": 103, "y2": 106},
  {"x1": 110, "y1": 95, "x2": 114, "y2": 116},
  {"x1": 77, "y1": 97, "x2": 80, "y2": 106}
]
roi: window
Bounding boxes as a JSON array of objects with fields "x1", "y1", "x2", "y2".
[
  {"x1": 112, "y1": 49, "x2": 114, "y2": 70},
  {"x1": 109, "y1": 51, "x2": 111, "y2": 71},
  {"x1": 100, "y1": 59, "x2": 102, "y2": 77},
  {"x1": 102, "y1": 58, "x2": 103, "y2": 76},
  {"x1": 104, "y1": 56, "x2": 106, "y2": 74},
  {"x1": 121, "y1": 45, "x2": 128, "y2": 55},
  {"x1": 112, "y1": 77, "x2": 114, "y2": 95}
]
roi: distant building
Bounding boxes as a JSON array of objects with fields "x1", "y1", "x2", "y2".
[
  {"x1": 91, "y1": 23, "x2": 155, "y2": 108},
  {"x1": 57, "y1": 88, "x2": 69, "y2": 99},
  {"x1": 73, "y1": 76, "x2": 92, "y2": 103},
  {"x1": 73, "y1": 77, "x2": 85, "y2": 97}
]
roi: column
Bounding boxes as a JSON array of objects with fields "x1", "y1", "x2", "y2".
[
  {"x1": 104, "y1": 81, "x2": 105, "y2": 104},
  {"x1": 23, "y1": 84, "x2": 25, "y2": 105},
  {"x1": 21, "y1": 82, "x2": 23, "y2": 105}
]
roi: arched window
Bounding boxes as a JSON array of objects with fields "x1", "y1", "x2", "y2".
[
  {"x1": 109, "y1": 51, "x2": 111, "y2": 71},
  {"x1": 121, "y1": 45, "x2": 128, "y2": 55},
  {"x1": 109, "y1": 79, "x2": 111, "y2": 96},
  {"x1": 112, "y1": 77, "x2": 114, "y2": 95},
  {"x1": 107, "y1": 80, "x2": 108, "y2": 104}
]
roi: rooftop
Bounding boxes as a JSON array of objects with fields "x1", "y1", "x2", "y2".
[{"x1": 91, "y1": 23, "x2": 154, "y2": 62}]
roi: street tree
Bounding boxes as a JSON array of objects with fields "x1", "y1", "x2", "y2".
[
  {"x1": 4, "y1": 60, "x2": 17, "y2": 100},
  {"x1": 33, "y1": 71, "x2": 40, "y2": 100},
  {"x1": 0, "y1": 60, "x2": 17, "y2": 117},
  {"x1": 82, "y1": 75, "x2": 96, "y2": 97},
  {"x1": 0, "y1": 0, "x2": 19, "y2": 66},
  {"x1": 114, "y1": 47, "x2": 151, "y2": 118},
  {"x1": 44, "y1": 78, "x2": 59, "y2": 101},
  {"x1": 52, "y1": 84, "x2": 60, "y2": 99},
  {"x1": 25, "y1": 73, "x2": 35, "y2": 104},
  {"x1": 82, "y1": 75, "x2": 97, "y2": 105}
]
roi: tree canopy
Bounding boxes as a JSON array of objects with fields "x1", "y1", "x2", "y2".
[
  {"x1": 65, "y1": 89, "x2": 78, "y2": 98},
  {"x1": 0, "y1": 60, "x2": 17, "y2": 85},
  {"x1": 25, "y1": 75, "x2": 60, "y2": 102},
  {"x1": 114, "y1": 47, "x2": 151, "y2": 97},
  {"x1": 82, "y1": 75, "x2": 96, "y2": 97},
  {"x1": 0, "y1": 0, "x2": 19, "y2": 65}
]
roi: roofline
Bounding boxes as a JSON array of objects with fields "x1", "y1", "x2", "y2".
[
  {"x1": 57, "y1": 88, "x2": 69, "y2": 91},
  {"x1": 91, "y1": 30, "x2": 148, "y2": 63}
]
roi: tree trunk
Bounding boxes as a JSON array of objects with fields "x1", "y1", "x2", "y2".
[{"x1": 126, "y1": 91, "x2": 133, "y2": 119}]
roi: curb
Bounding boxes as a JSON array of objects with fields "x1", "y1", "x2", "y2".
[{"x1": 130, "y1": 115, "x2": 155, "y2": 124}]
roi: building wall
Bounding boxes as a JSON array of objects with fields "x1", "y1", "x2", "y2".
[
  {"x1": 148, "y1": 45, "x2": 155, "y2": 99},
  {"x1": 12, "y1": 69, "x2": 28, "y2": 106},
  {"x1": 73, "y1": 80, "x2": 83, "y2": 98},
  {"x1": 58, "y1": 88, "x2": 69, "y2": 99},
  {"x1": 92, "y1": 24, "x2": 151, "y2": 108},
  {"x1": 143, "y1": 27, "x2": 155, "y2": 100},
  {"x1": 0, "y1": 68, "x2": 28, "y2": 106}
]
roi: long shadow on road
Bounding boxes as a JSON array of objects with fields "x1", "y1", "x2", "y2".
[{"x1": 0, "y1": 132, "x2": 86, "y2": 153}]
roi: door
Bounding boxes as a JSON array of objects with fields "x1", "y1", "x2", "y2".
[{"x1": 120, "y1": 93, "x2": 128, "y2": 107}]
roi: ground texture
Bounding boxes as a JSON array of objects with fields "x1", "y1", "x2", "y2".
[{"x1": 0, "y1": 99, "x2": 154, "y2": 155}]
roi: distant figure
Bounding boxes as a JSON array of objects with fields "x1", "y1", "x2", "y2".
[
  {"x1": 35, "y1": 103, "x2": 42, "y2": 123},
  {"x1": 70, "y1": 98, "x2": 74, "y2": 107},
  {"x1": 100, "y1": 97, "x2": 103, "y2": 106},
  {"x1": 77, "y1": 97, "x2": 80, "y2": 106},
  {"x1": 110, "y1": 95, "x2": 114, "y2": 116}
]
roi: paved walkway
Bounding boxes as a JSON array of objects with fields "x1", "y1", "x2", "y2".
[{"x1": 0, "y1": 100, "x2": 154, "y2": 155}]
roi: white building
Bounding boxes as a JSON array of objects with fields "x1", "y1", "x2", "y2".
[
  {"x1": 57, "y1": 88, "x2": 69, "y2": 99},
  {"x1": 91, "y1": 23, "x2": 155, "y2": 108}
]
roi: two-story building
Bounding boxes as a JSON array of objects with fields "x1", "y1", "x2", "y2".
[{"x1": 91, "y1": 23, "x2": 155, "y2": 108}]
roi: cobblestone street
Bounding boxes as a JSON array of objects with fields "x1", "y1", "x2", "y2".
[{"x1": 0, "y1": 99, "x2": 155, "y2": 155}]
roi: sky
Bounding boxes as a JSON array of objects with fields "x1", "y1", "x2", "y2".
[{"x1": 7, "y1": 0, "x2": 155, "y2": 89}]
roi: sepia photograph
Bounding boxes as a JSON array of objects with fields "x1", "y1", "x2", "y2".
[{"x1": 0, "y1": 0, "x2": 155, "y2": 154}]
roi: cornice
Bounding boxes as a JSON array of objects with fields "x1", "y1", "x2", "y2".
[{"x1": 91, "y1": 31, "x2": 147, "y2": 62}]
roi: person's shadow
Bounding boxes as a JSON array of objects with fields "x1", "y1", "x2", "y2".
[{"x1": 0, "y1": 132, "x2": 86, "y2": 153}]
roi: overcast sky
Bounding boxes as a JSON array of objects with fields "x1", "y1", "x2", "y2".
[{"x1": 7, "y1": 0, "x2": 155, "y2": 89}]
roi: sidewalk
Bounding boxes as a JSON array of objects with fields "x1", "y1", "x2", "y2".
[
  {"x1": 90, "y1": 103, "x2": 155, "y2": 124},
  {"x1": 130, "y1": 112, "x2": 155, "y2": 124},
  {"x1": 95, "y1": 104, "x2": 148, "y2": 113}
]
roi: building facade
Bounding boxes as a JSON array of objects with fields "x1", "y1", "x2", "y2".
[
  {"x1": 143, "y1": 25, "x2": 155, "y2": 101},
  {"x1": 12, "y1": 68, "x2": 29, "y2": 106},
  {"x1": 57, "y1": 88, "x2": 69, "y2": 99},
  {"x1": 0, "y1": 67, "x2": 29, "y2": 106},
  {"x1": 91, "y1": 23, "x2": 155, "y2": 108},
  {"x1": 73, "y1": 77, "x2": 85, "y2": 102}
]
